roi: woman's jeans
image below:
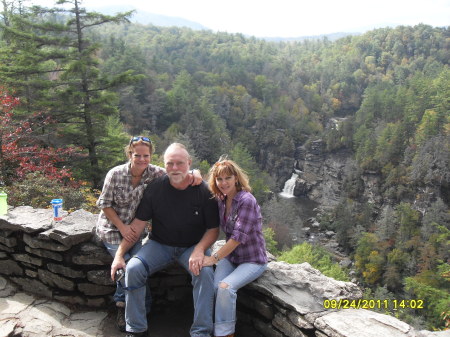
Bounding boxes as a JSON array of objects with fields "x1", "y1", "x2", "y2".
[
  {"x1": 103, "y1": 241, "x2": 151, "y2": 312},
  {"x1": 214, "y1": 259, "x2": 267, "y2": 336},
  {"x1": 125, "y1": 240, "x2": 215, "y2": 337}
]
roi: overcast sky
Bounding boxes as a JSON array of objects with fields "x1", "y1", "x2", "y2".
[{"x1": 28, "y1": 0, "x2": 450, "y2": 37}]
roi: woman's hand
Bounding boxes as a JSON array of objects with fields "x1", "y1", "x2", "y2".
[
  {"x1": 190, "y1": 169, "x2": 203, "y2": 186},
  {"x1": 120, "y1": 225, "x2": 138, "y2": 243},
  {"x1": 202, "y1": 255, "x2": 216, "y2": 267}
]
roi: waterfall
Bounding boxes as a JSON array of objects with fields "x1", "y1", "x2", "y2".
[{"x1": 279, "y1": 173, "x2": 298, "y2": 198}]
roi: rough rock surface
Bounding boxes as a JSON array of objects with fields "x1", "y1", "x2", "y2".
[
  {"x1": 0, "y1": 277, "x2": 110, "y2": 337},
  {"x1": 249, "y1": 261, "x2": 362, "y2": 315}
]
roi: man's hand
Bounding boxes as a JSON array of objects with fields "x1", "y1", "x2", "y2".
[
  {"x1": 111, "y1": 255, "x2": 126, "y2": 281},
  {"x1": 189, "y1": 248, "x2": 205, "y2": 276}
]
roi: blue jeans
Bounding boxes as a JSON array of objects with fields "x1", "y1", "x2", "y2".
[
  {"x1": 214, "y1": 259, "x2": 267, "y2": 336},
  {"x1": 103, "y1": 241, "x2": 152, "y2": 312},
  {"x1": 125, "y1": 240, "x2": 214, "y2": 337}
]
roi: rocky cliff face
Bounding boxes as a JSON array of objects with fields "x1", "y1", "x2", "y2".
[
  {"x1": 287, "y1": 140, "x2": 355, "y2": 211},
  {"x1": 286, "y1": 139, "x2": 444, "y2": 215}
]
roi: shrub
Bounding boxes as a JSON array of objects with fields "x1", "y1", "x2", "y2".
[
  {"x1": 278, "y1": 242, "x2": 349, "y2": 281},
  {"x1": 263, "y1": 227, "x2": 279, "y2": 256},
  {"x1": 6, "y1": 172, "x2": 99, "y2": 213}
]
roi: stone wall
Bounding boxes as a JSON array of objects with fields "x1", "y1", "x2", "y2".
[
  {"x1": 0, "y1": 207, "x2": 193, "y2": 310},
  {"x1": 0, "y1": 206, "x2": 445, "y2": 337}
]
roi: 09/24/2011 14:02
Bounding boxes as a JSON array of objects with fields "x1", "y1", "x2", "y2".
[{"x1": 323, "y1": 298, "x2": 424, "y2": 310}]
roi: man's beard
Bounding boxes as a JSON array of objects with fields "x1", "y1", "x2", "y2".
[{"x1": 168, "y1": 172, "x2": 185, "y2": 184}]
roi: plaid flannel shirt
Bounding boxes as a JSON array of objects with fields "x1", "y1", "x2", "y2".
[
  {"x1": 95, "y1": 163, "x2": 165, "y2": 244},
  {"x1": 218, "y1": 190, "x2": 268, "y2": 264}
]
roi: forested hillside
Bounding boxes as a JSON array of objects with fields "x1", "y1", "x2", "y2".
[{"x1": 0, "y1": 0, "x2": 448, "y2": 330}]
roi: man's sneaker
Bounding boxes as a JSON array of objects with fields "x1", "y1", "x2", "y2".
[
  {"x1": 125, "y1": 331, "x2": 147, "y2": 337},
  {"x1": 116, "y1": 306, "x2": 126, "y2": 332}
]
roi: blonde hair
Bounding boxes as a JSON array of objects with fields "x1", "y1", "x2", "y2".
[
  {"x1": 124, "y1": 136, "x2": 154, "y2": 159},
  {"x1": 208, "y1": 156, "x2": 252, "y2": 198}
]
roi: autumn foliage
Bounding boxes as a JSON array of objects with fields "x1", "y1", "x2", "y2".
[{"x1": 0, "y1": 87, "x2": 78, "y2": 185}]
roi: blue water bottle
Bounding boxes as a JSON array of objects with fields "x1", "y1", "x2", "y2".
[{"x1": 51, "y1": 198, "x2": 63, "y2": 221}]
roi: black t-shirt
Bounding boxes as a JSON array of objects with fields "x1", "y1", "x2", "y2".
[{"x1": 135, "y1": 175, "x2": 219, "y2": 247}]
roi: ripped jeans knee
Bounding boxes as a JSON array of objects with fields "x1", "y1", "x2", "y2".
[
  {"x1": 219, "y1": 281, "x2": 229, "y2": 289},
  {"x1": 214, "y1": 282, "x2": 237, "y2": 336}
]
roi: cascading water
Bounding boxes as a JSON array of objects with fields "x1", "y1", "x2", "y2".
[{"x1": 279, "y1": 173, "x2": 298, "y2": 198}]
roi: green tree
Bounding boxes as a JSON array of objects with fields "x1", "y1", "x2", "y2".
[
  {"x1": 375, "y1": 205, "x2": 397, "y2": 242},
  {"x1": 262, "y1": 227, "x2": 279, "y2": 256},
  {"x1": 396, "y1": 202, "x2": 421, "y2": 246},
  {"x1": 95, "y1": 115, "x2": 130, "y2": 175},
  {"x1": 353, "y1": 125, "x2": 378, "y2": 170},
  {"x1": 181, "y1": 90, "x2": 230, "y2": 163},
  {"x1": 354, "y1": 232, "x2": 385, "y2": 285},
  {"x1": 375, "y1": 122, "x2": 405, "y2": 167},
  {"x1": 410, "y1": 135, "x2": 450, "y2": 188},
  {"x1": 421, "y1": 198, "x2": 450, "y2": 240},
  {"x1": 253, "y1": 74, "x2": 276, "y2": 105},
  {"x1": 0, "y1": 0, "x2": 65, "y2": 114},
  {"x1": 261, "y1": 197, "x2": 301, "y2": 250},
  {"x1": 0, "y1": 0, "x2": 140, "y2": 187},
  {"x1": 229, "y1": 142, "x2": 273, "y2": 202},
  {"x1": 384, "y1": 248, "x2": 409, "y2": 291},
  {"x1": 415, "y1": 109, "x2": 447, "y2": 145},
  {"x1": 332, "y1": 199, "x2": 358, "y2": 252},
  {"x1": 52, "y1": 0, "x2": 139, "y2": 187},
  {"x1": 405, "y1": 262, "x2": 450, "y2": 330},
  {"x1": 165, "y1": 70, "x2": 197, "y2": 131}
]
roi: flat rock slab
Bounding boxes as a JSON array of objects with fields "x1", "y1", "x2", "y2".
[
  {"x1": 250, "y1": 261, "x2": 362, "y2": 315},
  {"x1": 315, "y1": 308, "x2": 417, "y2": 337},
  {"x1": 0, "y1": 206, "x2": 55, "y2": 233},
  {"x1": 0, "y1": 276, "x2": 110, "y2": 337},
  {"x1": 43, "y1": 209, "x2": 97, "y2": 246}
]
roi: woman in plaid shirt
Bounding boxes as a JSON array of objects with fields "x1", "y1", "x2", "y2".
[
  {"x1": 96, "y1": 136, "x2": 202, "y2": 332},
  {"x1": 204, "y1": 158, "x2": 268, "y2": 337}
]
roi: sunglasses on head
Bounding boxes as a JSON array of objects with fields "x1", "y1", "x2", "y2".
[
  {"x1": 215, "y1": 160, "x2": 230, "y2": 167},
  {"x1": 130, "y1": 136, "x2": 151, "y2": 144}
]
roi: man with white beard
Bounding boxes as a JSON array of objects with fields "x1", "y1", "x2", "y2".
[{"x1": 111, "y1": 142, "x2": 220, "y2": 337}]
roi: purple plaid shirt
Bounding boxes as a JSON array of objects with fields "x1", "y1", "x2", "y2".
[
  {"x1": 218, "y1": 190, "x2": 268, "y2": 265},
  {"x1": 95, "y1": 163, "x2": 165, "y2": 244}
]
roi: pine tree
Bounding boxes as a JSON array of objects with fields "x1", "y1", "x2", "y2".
[
  {"x1": 0, "y1": 0, "x2": 65, "y2": 114},
  {"x1": 0, "y1": 0, "x2": 141, "y2": 187}
]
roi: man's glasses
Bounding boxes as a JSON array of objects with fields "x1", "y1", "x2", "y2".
[{"x1": 130, "y1": 136, "x2": 151, "y2": 144}]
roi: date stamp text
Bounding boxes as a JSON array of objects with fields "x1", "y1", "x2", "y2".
[{"x1": 323, "y1": 299, "x2": 424, "y2": 310}]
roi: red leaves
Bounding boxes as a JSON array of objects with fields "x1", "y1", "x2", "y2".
[
  {"x1": 0, "y1": 90, "x2": 20, "y2": 112},
  {"x1": 0, "y1": 87, "x2": 79, "y2": 185}
]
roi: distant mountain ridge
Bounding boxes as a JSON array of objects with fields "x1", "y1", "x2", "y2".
[
  {"x1": 89, "y1": 5, "x2": 357, "y2": 41},
  {"x1": 89, "y1": 5, "x2": 208, "y2": 31},
  {"x1": 262, "y1": 32, "x2": 360, "y2": 42}
]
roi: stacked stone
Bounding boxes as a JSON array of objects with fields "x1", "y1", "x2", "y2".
[
  {"x1": 0, "y1": 206, "x2": 193, "y2": 309},
  {"x1": 0, "y1": 207, "x2": 115, "y2": 307}
]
